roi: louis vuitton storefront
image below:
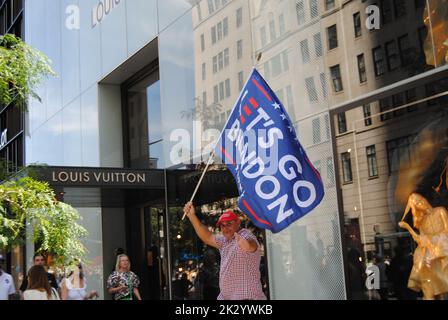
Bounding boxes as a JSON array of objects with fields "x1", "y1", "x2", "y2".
[{"x1": 35, "y1": 164, "x2": 240, "y2": 300}]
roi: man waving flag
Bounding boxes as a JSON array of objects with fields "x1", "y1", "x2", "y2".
[{"x1": 215, "y1": 68, "x2": 325, "y2": 233}]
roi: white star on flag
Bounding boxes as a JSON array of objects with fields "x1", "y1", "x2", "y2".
[
  {"x1": 287, "y1": 126, "x2": 293, "y2": 132},
  {"x1": 280, "y1": 114, "x2": 286, "y2": 120},
  {"x1": 272, "y1": 102, "x2": 281, "y2": 110}
]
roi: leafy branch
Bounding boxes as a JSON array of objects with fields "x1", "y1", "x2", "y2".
[
  {"x1": 0, "y1": 34, "x2": 56, "y2": 108},
  {"x1": 0, "y1": 177, "x2": 87, "y2": 266}
]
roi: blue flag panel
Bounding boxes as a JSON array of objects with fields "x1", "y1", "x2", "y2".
[{"x1": 215, "y1": 68, "x2": 325, "y2": 233}]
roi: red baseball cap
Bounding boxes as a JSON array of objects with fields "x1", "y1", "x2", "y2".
[{"x1": 216, "y1": 211, "x2": 239, "y2": 227}]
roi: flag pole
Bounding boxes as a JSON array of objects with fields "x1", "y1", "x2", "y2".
[{"x1": 181, "y1": 151, "x2": 216, "y2": 220}]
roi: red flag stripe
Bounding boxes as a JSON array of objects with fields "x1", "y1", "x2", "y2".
[
  {"x1": 243, "y1": 105, "x2": 252, "y2": 116},
  {"x1": 252, "y1": 79, "x2": 272, "y2": 102},
  {"x1": 249, "y1": 97, "x2": 259, "y2": 109},
  {"x1": 240, "y1": 115, "x2": 246, "y2": 124},
  {"x1": 242, "y1": 200, "x2": 272, "y2": 227}
]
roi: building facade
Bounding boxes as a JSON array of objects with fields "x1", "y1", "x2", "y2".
[
  {"x1": 20, "y1": 0, "x2": 448, "y2": 300},
  {"x1": 0, "y1": 0, "x2": 26, "y2": 290}
]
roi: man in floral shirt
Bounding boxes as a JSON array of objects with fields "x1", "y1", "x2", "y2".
[{"x1": 183, "y1": 202, "x2": 266, "y2": 300}]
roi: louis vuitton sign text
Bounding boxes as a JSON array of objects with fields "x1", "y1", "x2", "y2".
[{"x1": 34, "y1": 167, "x2": 166, "y2": 188}]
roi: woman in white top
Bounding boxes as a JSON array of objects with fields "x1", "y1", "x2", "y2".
[
  {"x1": 23, "y1": 265, "x2": 59, "y2": 300},
  {"x1": 60, "y1": 263, "x2": 97, "y2": 300}
]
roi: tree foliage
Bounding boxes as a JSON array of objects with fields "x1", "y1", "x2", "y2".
[
  {"x1": 0, "y1": 176, "x2": 87, "y2": 266},
  {"x1": 0, "y1": 34, "x2": 56, "y2": 108}
]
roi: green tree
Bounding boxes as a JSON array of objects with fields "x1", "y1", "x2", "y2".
[
  {"x1": 0, "y1": 33, "x2": 56, "y2": 108},
  {"x1": 0, "y1": 176, "x2": 87, "y2": 266},
  {"x1": 0, "y1": 34, "x2": 85, "y2": 266}
]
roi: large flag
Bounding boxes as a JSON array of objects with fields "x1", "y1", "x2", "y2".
[{"x1": 215, "y1": 68, "x2": 325, "y2": 233}]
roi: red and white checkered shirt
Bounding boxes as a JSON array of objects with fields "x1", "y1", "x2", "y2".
[{"x1": 214, "y1": 228, "x2": 267, "y2": 300}]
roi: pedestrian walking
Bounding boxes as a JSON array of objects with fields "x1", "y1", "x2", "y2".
[
  {"x1": 0, "y1": 254, "x2": 16, "y2": 300},
  {"x1": 106, "y1": 254, "x2": 142, "y2": 300}
]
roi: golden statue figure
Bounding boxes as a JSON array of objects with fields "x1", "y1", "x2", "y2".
[{"x1": 398, "y1": 193, "x2": 448, "y2": 299}]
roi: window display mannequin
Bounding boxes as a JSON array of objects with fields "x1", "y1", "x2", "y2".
[{"x1": 398, "y1": 192, "x2": 448, "y2": 299}]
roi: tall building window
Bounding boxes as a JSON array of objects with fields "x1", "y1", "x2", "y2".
[
  {"x1": 325, "y1": 0, "x2": 335, "y2": 10},
  {"x1": 330, "y1": 65, "x2": 343, "y2": 92},
  {"x1": 327, "y1": 157, "x2": 335, "y2": 186},
  {"x1": 269, "y1": 19, "x2": 276, "y2": 41},
  {"x1": 312, "y1": 118, "x2": 321, "y2": 144},
  {"x1": 219, "y1": 82, "x2": 224, "y2": 100},
  {"x1": 211, "y1": 26, "x2": 217, "y2": 44},
  {"x1": 363, "y1": 104, "x2": 372, "y2": 126},
  {"x1": 213, "y1": 56, "x2": 217, "y2": 73},
  {"x1": 200, "y1": 34, "x2": 205, "y2": 52},
  {"x1": 237, "y1": 40, "x2": 243, "y2": 60},
  {"x1": 207, "y1": 0, "x2": 214, "y2": 14},
  {"x1": 202, "y1": 63, "x2": 206, "y2": 81},
  {"x1": 224, "y1": 48, "x2": 229, "y2": 67},
  {"x1": 218, "y1": 52, "x2": 223, "y2": 70},
  {"x1": 327, "y1": 24, "x2": 338, "y2": 50},
  {"x1": 238, "y1": 71, "x2": 244, "y2": 91},
  {"x1": 314, "y1": 33, "x2": 323, "y2": 57},
  {"x1": 214, "y1": 85, "x2": 219, "y2": 102},
  {"x1": 357, "y1": 54, "x2": 367, "y2": 83},
  {"x1": 300, "y1": 39, "x2": 310, "y2": 63},
  {"x1": 394, "y1": 0, "x2": 406, "y2": 18},
  {"x1": 386, "y1": 136, "x2": 416, "y2": 175},
  {"x1": 341, "y1": 152, "x2": 353, "y2": 183},
  {"x1": 380, "y1": 97, "x2": 392, "y2": 121},
  {"x1": 260, "y1": 26, "x2": 267, "y2": 47},
  {"x1": 296, "y1": 1, "x2": 305, "y2": 25},
  {"x1": 366, "y1": 145, "x2": 378, "y2": 177},
  {"x1": 372, "y1": 46, "x2": 385, "y2": 76},
  {"x1": 217, "y1": 21, "x2": 223, "y2": 41},
  {"x1": 398, "y1": 34, "x2": 413, "y2": 66},
  {"x1": 310, "y1": 0, "x2": 319, "y2": 18},
  {"x1": 225, "y1": 79, "x2": 231, "y2": 98},
  {"x1": 223, "y1": 17, "x2": 228, "y2": 37},
  {"x1": 320, "y1": 73, "x2": 328, "y2": 98},
  {"x1": 385, "y1": 40, "x2": 400, "y2": 71},
  {"x1": 337, "y1": 112, "x2": 347, "y2": 134},
  {"x1": 353, "y1": 12, "x2": 362, "y2": 38},
  {"x1": 236, "y1": 7, "x2": 242, "y2": 28},
  {"x1": 305, "y1": 77, "x2": 318, "y2": 102},
  {"x1": 279, "y1": 14, "x2": 286, "y2": 35},
  {"x1": 392, "y1": 93, "x2": 405, "y2": 117},
  {"x1": 381, "y1": 0, "x2": 393, "y2": 24}
]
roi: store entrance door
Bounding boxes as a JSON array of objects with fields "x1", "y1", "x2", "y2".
[{"x1": 126, "y1": 203, "x2": 169, "y2": 300}]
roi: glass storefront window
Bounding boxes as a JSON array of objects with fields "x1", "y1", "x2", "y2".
[
  {"x1": 125, "y1": 70, "x2": 164, "y2": 169},
  {"x1": 335, "y1": 79, "x2": 448, "y2": 300}
]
